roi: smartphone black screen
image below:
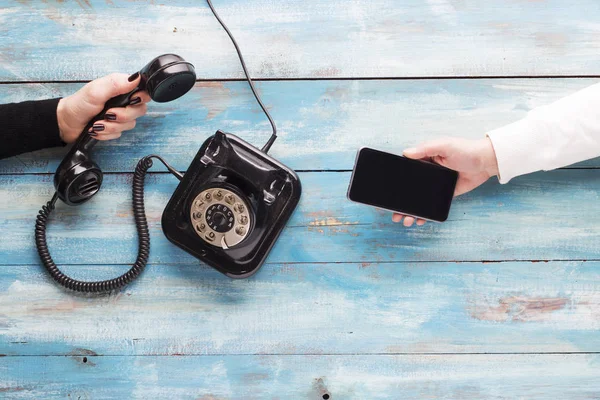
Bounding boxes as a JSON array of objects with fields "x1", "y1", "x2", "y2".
[{"x1": 347, "y1": 148, "x2": 458, "y2": 222}]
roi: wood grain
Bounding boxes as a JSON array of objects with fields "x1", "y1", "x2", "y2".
[
  {"x1": 2, "y1": 354, "x2": 600, "y2": 399},
  {"x1": 1, "y1": 78, "x2": 600, "y2": 174},
  {"x1": 2, "y1": 261, "x2": 600, "y2": 356},
  {"x1": 2, "y1": 0, "x2": 600, "y2": 80},
  {"x1": 1, "y1": 169, "x2": 600, "y2": 266},
  {"x1": 3, "y1": 0, "x2": 600, "y2": 393}
]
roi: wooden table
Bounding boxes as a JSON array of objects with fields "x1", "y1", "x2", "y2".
[{"x1": 2, "y1": 1, "x2": 600, "y2": 398}]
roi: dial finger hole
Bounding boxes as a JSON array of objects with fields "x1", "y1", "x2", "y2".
[{"x1": 233, "y1": 203, "x2": 245, "y2": 213}]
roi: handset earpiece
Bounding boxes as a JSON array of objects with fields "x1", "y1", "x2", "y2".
[
  {"x1": 54, "y1": 54, "x2": 196, "y2": 206},
  {"x1": 142, "y1": 54, "x2": 197, "y2": 103}
]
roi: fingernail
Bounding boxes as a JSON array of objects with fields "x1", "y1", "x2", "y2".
[
  {"x1": 128, "y1": 71, "x2": 140, "y2": 82},
  {"x1": 88, "y1": 131, "x2": 98, "y2": 137},
  {"x1": 129, "y1": 97, "x2": 141, "y2": 105},
  {"x1": 105, "y1": 113, "x2": 117, "y2": 121},
  {"x1": 92, "y1": 123, "x2": 105, "y2": 132}
]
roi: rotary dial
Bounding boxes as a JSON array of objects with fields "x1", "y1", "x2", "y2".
[{"x1": 190, "y1": 188, "x2": 251, "y2": 248}]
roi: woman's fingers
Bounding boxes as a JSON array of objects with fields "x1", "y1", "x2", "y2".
[
  {"x1": 129, "y1": 90, "x2": 152, "y2": 105},
  {"x1": 403, "y1": 216, "x2": 415, "y2": 227},
  {"x1": 92, "y1": 92, "x2": 149, "y2": 141},
  {"x1": 89, "y1": 120, "x2": 136, "y2": 141},
  {"x1": 94, "y1": 132, "x2": 124, "y2": 141},
  {"x1": 416, "y1": 219, "x2": 426, "y2": 226},
  {"x1": 392, "y1": 213, "x2": 403, "y2": 223},
  {"x1": 105, "y1": 103, "x2": 148, "y2": 123}
]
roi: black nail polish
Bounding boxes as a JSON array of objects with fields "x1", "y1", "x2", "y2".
[
  {"x1": 92, "y1": 124, "x2": 105, "y2": 132},
  {"x1": 129, "y1": 97, "x2": 142, "y2": 105},
  {"x1": 88, "y1": 131, "x2": 98, "y2": 137},
  {"x1": 105, "y1": 113, "x2": 117, "y2": 121},
  {"x1": 128, "y1": 71, "x2": 140, "y2": 82}
]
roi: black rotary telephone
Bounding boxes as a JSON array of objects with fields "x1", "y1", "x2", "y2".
[{"x1": 35, "y1": 0, "x2": 301, "y2": 292}]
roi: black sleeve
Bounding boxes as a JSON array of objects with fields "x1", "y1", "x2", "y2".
[{"x1": 0, "y1": 98, "x2": 66, "y2": 160}]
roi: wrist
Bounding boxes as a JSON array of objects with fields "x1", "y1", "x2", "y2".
[
  {"x1": 56, "y1": 98, "x2": 68, "y2": 143},
  {"x1": 478, "y1": 137, "x2": 499, "y2": 178},
  {"x1": 56, "y1": 97, "x2": 80, "y2": 144}
]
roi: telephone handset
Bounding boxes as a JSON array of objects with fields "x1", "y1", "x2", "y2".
[
  {"x1": 35, "y1": 0, "x2": 302, "y2": 293},
  {"x1": 54, "y1": 54, "x2": 196, "y2": 206},
  {"x1": 35, "y1": 54, "x2": 197, "y2": 293}
]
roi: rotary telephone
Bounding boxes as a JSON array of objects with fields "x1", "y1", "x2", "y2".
[{"x1": 35, "y1": 0, "x2": 301, "y2": 292}]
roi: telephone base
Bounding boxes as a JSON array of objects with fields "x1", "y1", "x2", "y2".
[{"x1": 162, "y1": 131, "x2": 301, "y2": 278}]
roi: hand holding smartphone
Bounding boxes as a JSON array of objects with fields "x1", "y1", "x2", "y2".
[{"x1": 347, "y1": 147, "x2": 458, "y2": 222}]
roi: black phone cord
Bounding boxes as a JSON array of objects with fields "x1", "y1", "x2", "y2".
[
  {"x1": 206, "y1": 0, "x2": 277, "y2": 154},
  {"x1": 35, "y1": 155, "x2": 181, "y2": 293}
]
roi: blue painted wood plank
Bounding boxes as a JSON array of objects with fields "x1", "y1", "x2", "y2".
[
  {"x1": 1, "y1": 78, "x2": 599, "y2": 174},
  {"x1": 1, "y1": 169, "x2": 600, "y2": 266},
  {"x1": 2, "y1": 261, "x2": 600, "y2": 356},
  {"x1": 2, "y1": 0, "x2": 600, "y2": 80},
  {"x1": 2, "y1": 354, "x2": 600, "y2": 398}
]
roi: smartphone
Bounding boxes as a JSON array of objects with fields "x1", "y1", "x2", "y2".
[{"x1": 347, "y1": 147, "x2": 458, "y2": 222}]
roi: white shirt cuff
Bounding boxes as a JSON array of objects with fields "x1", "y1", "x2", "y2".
[{"x1": 486, "y1": 117, "x2": 540, "y2": 184}]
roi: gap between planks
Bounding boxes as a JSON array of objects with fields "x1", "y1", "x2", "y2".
[
  {"x1": 0, "y1": 170, "x2": 352, "y2": 176},
  {"x1": 3, "y1": 352, "x2": 600, "y2": 358},
  {"x1": 1, "y1": 259, "x2": 598, "y2": 267},
  {"x1": 1, "y1": 75, "x2": 600, "y2": 85},
  {"x1": 2, "y1": 166, "x2": 600, "y2": 176}
]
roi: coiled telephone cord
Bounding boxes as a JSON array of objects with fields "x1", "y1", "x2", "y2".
[{"x1": 35, "y1": 155, "x2": 181, "y2": 293}]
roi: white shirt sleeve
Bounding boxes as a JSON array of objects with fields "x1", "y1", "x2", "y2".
[{"x1": 486, "y1": 82, "x2": 600, "y2": 183}]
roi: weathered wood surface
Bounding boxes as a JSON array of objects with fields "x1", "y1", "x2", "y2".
[
  {"x1": 2, "y1": 0, "x2": 600, "y2": 81},
  {"x1": 2, "y1": 261, "x2": 600, "y2": 356},
  {"x1": 3, "y1": 354, "x2": 600, "y2": 399},
  {"x1": 1, "y1": 78, "x2": 600, "y2": 174},
  {"x1": 3, "y1": 0, "x2": 600, "y2": 398},
  {"x1": 1, "y1": 169, "x2": 600, "y2": 266}
]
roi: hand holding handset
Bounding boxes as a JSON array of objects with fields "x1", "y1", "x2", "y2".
[
  {"x1": 36, "y1": 54, "x2": 197, "y2": 293},
  {"x1": 347, "y1": 147, "x2": 458, "y2": 222},
  {"x1": 54, "y1": 54, "x2": 196, "y2": 206}
]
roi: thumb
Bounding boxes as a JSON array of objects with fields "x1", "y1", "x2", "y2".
[
  {"x1": 80, "y1": 73, "x2": 140, "y2": 106},
  {"x1": 403, "y1": 138, "x2": 451, "y2": 160}
]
